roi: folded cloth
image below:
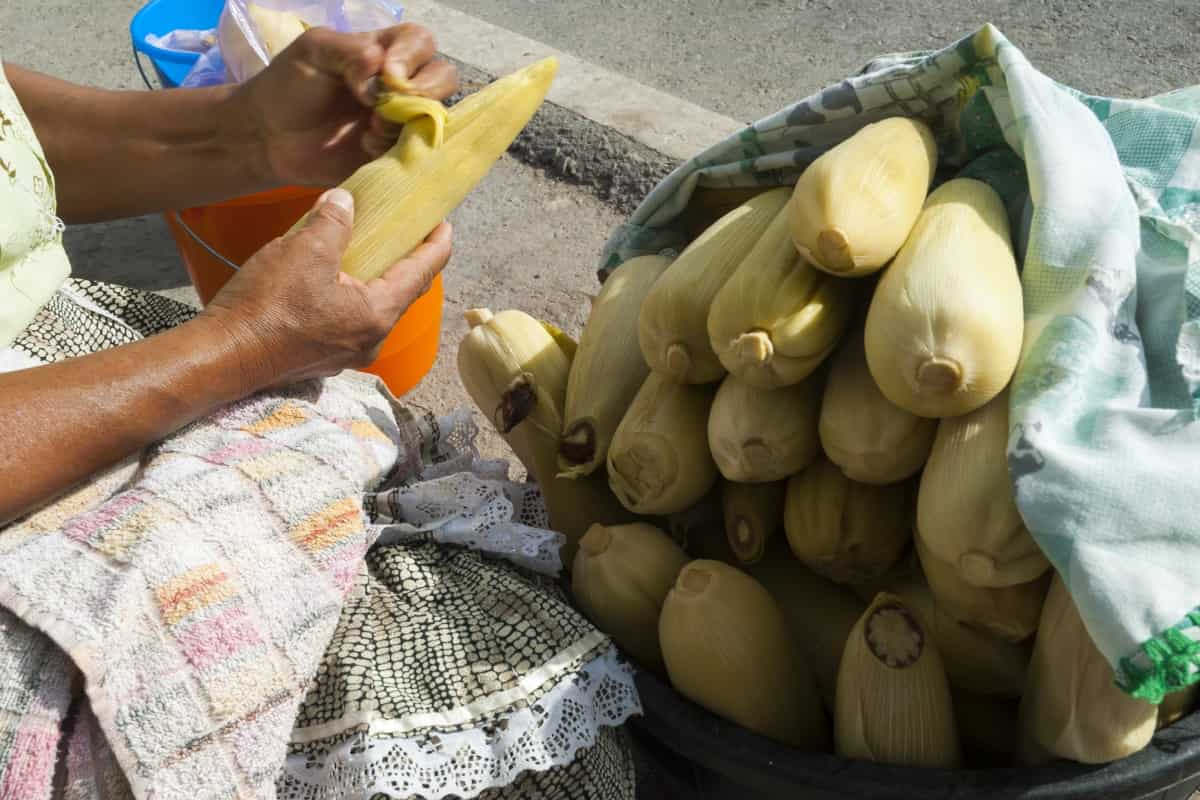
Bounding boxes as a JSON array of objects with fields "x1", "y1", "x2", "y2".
[
  {"x1": 600, "y1": 24, "x2": 1200, "y2": 702},
  {"x1": 0, "y1": 369, "x2": 406, "y2": 798}
]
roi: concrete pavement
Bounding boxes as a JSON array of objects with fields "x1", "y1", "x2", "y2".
[{"x1": 440, "y1": 0, "x2": 1200, "y2": 123}]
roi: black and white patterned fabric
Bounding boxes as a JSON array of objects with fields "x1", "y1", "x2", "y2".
[{"x1": 10, "y1": 278, "x2": 197, "y2": 362}]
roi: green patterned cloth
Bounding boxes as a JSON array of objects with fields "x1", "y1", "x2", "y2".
[{"x1": 601, "y1": 24, "x2": 1200, "y2": 703}]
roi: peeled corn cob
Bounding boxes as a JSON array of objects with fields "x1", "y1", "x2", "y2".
[
  {"x1": 660, "y1": 560, "x2": 830, "y2": 749},
  {"x1": 819, "y1": 326, "x2": 937, "y2": 485},
  {"x1": 457, "y1": 308, "x2": 636, "y2": 563},
  {"x1": 607, "y1": 372, "x2": 719, "y2": 515},
  {"x1": 722, "y1": 480, "x2": 786, "y2": 565},
  {"x1": 571, "y1": 522, "x2": 688, "y2": 673},
  {"x1": 708, "y1": 372, "x2": 822, "y2": 483},
  {"x1": 302, "y1": 57, "x2": 557, "y2": 282},
  {"x1": 559, "y1": 255, "x2": 673, "y2": 479},
  {"x1": 915, "y1": 532, "x2": 1048, "y2": 642},
  {"x1": 784, "y1": 456, "x2": 912, "y2": 586},
  {"x1": 751, "y1": 549, "x2": 866, "y2": 712},
  {"x1": 789, "y1": 117, "x2": 938, "y2": 277},
  {"x1": 707, "y1": 202, "x2": 856, "y2": 389},
  {"x1": 864, "y1": 178, "x2": 1024, "y2": 418},
  {"x1": 918, "y1": 388, "x2": 1050, "y2": 587},
  {"x1": 1017, "y1": 574, "x2": 1156, "y2": 765},
  {"x1": 638, "y1": 188, "x2": 791, "y2": 383},
  {"x1": 835, "y1": 593, "x2": 962, "y2": 768}
]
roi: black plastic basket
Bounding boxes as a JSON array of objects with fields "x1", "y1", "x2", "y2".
[{"x1": 629, "y1": 668, "x2": 1200, "y2": 800}]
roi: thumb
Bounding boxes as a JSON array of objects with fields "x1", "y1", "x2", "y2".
[{"x1": 297, "y1": 188, "x2": 356, "y2": 262}]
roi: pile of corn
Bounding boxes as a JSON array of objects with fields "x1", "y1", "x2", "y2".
[{"x1": 455, "y1": 117, "x2": 1196, "y2": 769}]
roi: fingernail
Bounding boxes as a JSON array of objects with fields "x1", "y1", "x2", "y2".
[{"x1": 320, "y1": 188, "x2": 354, "y2": 213}]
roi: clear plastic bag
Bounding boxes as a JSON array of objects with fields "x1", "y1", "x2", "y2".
[{"x1": 180, "y1": 0, "x2": 404, "y2": 87}]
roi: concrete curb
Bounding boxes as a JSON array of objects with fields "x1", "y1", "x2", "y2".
[{"x1": 402, "y1": 0, "x2": 746, "y2": 163}]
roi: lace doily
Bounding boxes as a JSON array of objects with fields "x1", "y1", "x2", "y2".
[
  {"x1": 368, "y1": 408, "x2": 564, "y2": 576},
  {"x1": 278, "y1": 644, "x2": 641, "y2": 800}
]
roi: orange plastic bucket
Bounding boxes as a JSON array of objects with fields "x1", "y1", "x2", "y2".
[{"x1": 164, "y1": 186, "x2": 442, "y2": 396}]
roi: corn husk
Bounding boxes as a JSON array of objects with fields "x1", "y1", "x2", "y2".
[
  {"x1": 864, "y1": 178, "x2": 1024, "y2": 418},
  {"x1": 660, "y1": 560, "x2": 830, "y2": 749},
  {"x1": 789, "y1": 117, "x2": 937, "y2": 278},
  {"x1": 707, "y1": 202, "x2": 856, "y2": 389},
  {"x1": 918, "y1": 388, "x2": 1050, "y2": 587},
  {"x1": 835, "y1": 593, "x2": 962, "y2": 767},
  {"x1": 571, "y1": 522, "x2": 688, "y2": 673},
  {"x1": 784, "y1": 456, "x2": 913, "y2": 585},
  {"x1": 722, "y1": 480, "x2": 786, "y2": 565},
  {"x1": 849, "y1": 546, "x2": 922, "y2": 604},
  {"x1": 750, "y1": 547, "x2": 866, "y2": 712},
  {"x1": 678, "y1": 186, "x2": 773, "y2": 241},
  {"x1": 1017, "y1": 574, "x2": 1156, "y2": 765},
  {"x1": 320, "y1": 58, "x2": 557, "y2": 282},
  {"x1": 638, "y1": 188, "x2": 791, "y2": 383},
  {"x1": 559, "y1": 255, "x2": 674, "y2": 479},
  {"x1": 708, "y1": 372, "x2": 822, "y2": 483},
  {"x1": 668, "y1": 483, "x2": 740, "y2": 565},
  {"x1": 819, "y1": 325, "x2": 937, "y2": 485},
  {"x1": 457, "y1": 308, "x2": 637, "y2": 564},
  {"x1": 886, "y1": 574, "x2": 1031, "y2": 698},
  {"x1": 915, "y1": 531, "x2": 1048, "y2": 643},
  {"x1": 607, "y1": 372, "x2": 719, "y2": 515}
]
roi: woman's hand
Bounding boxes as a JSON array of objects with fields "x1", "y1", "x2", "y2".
[
  {"x1": 234, "y1": 24, "x2": 459, "y2": 189},
  {"x1": 200, "y1": 188, "x2": 453, "y2": 394}
]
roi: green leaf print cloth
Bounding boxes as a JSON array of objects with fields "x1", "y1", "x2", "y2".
[{"x1": 600, "y1": 24, "x2": 1200, "y2": 703}]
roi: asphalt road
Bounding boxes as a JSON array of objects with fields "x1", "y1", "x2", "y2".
[{"x1": 441, "y1": 0, "x2": 1200, "y2": 122}]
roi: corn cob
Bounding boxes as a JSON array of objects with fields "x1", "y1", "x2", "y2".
[
  {"x1": 678, "y1": 186, "x2": 775, "y2": 241},
  {"x1": 864, "y1": 178, "x2": 1024, "y2": 418},
  {"x1": 887, "y1": 574, "x2": 1031, "y2": 698},
  {"x1": 722, "y1": 480, "x2": 786, "y2": 565},
  {"x1": 667, "y1": 483, "x2": 740, "y2": 565},
  {"x1": 660, "y1": 560, "x2": 830, "y2": 749},
  {"x1": 708, "y1": 372, "x2": 822, "y2": 483},
  {"x1": 706, "y1": 202, "x2": 856, "y2": 389},
  {"x1": 784, "y1": 456, "x2": 913, "y2": 586},
  {"x1": 607, "y1": 372, "x2": 719, "y2": 515},
  {"x1": 750, "y1": 547, "x2": 866, "y2": 713},
  {"x1": 918, "y1": 388, "x2": 1050, "y2": 587},
  {"x1": 1017, "y1": 574, "x2": 1156, "y2": 765},
  {"x1": 915, "y1": 531, "x2": 1048, "y2": 643},
  {"x1": 638, "y1": 188, "x2": 791, "y2": 383},
  {"x1": 302, "y1": 57, "x2": 557, "y2": 282},
  {"x1": 571, "y1": 522, "x2": 689, "y2": 673},
  {"x1": 558, "y1": 255, "x2": 674, "y2": 479},
  {"x1": 835, "y1": 593, "x2": 963, "y2": 767},
  {"x1": 819, "y1": 325, "x2": 937, "y2": 484},
  {"x1": 456, "y1": 308, "x2": 636, "y2": 564},
  {"x1": 789, "y1": 117, "x2": 938, "y2": 277}
]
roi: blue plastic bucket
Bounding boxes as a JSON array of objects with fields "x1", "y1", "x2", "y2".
[{"x1": 129, "y1": 0, "x2": 226, "y2": 88}]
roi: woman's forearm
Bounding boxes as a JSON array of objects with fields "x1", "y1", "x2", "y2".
[
  {"x1": 0, "y1": 316, "x2": 262, "y2": 525},
  {"x1": 5, "y1": 64, "x2": 276, "y2": 223}
]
